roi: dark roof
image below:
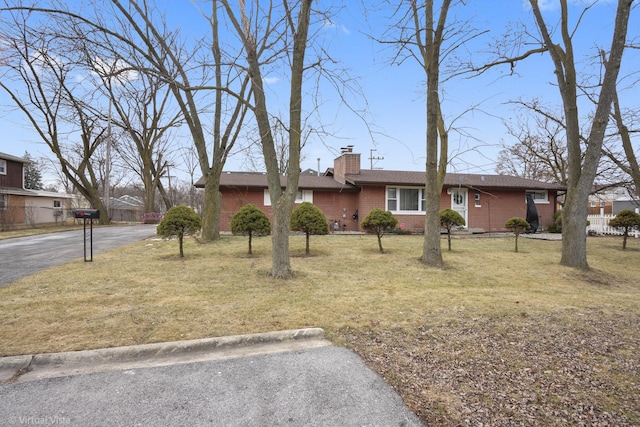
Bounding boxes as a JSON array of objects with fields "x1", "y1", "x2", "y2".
[
  {"x1": 196, "y1": 170, "x2": 565, "y2": 191},
  {"x1": 196, "y1": 172, "x2": 360, "y2": 191},
  {"x1": 343, "y1": 169, "x2": 566, "y2": 190}
]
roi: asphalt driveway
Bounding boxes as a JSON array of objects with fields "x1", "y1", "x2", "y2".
[
  {"x1": 0, "y1": 330, "x2": 422, "y2": 426},
  {"x1": 0, "y1": 224, "x2": 157, "y2": 287}
]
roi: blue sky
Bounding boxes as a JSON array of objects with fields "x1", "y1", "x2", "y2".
[{"x1": 1, "y1": 0, "x2": 637, "y2": 185}]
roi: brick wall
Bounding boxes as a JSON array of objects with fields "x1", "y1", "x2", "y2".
[
  {"x1": 217, "y1": 185, "x2": 558, "y2": 233},
  {"x1": 219, "y1": 188, "x2": 362, "y2": 232},
  {"x1": 332, "y1": 152, "x2": 360, "y2": 184},
  {"x1": 444, "y1": 188, "x2": 558, "y2": 232}
]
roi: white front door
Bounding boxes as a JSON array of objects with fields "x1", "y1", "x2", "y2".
[{"x1": 450, "y1": 188, "x2": 468, "y2": 227}]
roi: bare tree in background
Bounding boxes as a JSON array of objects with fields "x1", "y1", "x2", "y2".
[
  {"x1": 109, "y1": 0, "x2": 251, "y2": 241},
  {"x1": 0, "y1": 6, "x2": 112, "y2": 223},
  {"x1": 497, "y1": 104, "x2": 632, "y2": 191},
  {"x1": 496, "y1": 105, "x2": 569, "y2": 184},
  {"x1": 94, "y1": 59, "x2": 182, "y2": 213}
]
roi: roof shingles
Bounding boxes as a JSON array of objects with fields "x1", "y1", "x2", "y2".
[{"x1": 197, "y1": 170, "x2": 565, "y2": 191}]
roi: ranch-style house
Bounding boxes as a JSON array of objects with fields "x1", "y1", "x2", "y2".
[{"x1": 195, "y1": 147, "x2": 565, "y2": 233}]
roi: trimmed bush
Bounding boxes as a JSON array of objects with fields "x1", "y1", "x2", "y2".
[
  {"x1": 231, "y1": 204, "x2": 271, "y2": 255},
  {"x1": 361, "y1": 209, "x2": 398, "y2": 253},
  {"x1": 505, "y1": 217, "x2": 530, "y2": 253},
  {"x1": 609, "y1": 209, "x2": 640, "y2": 250},
  {"x1": 290, "y1": 202, "x2": 329, "y2": 255},
  {"x1": 547, "y1": 211, "x2": 562, "y2": 233},
  {"x1": 156, "y1": 205, "x2": 202, "y2": 257},
  {"x1": 440, "y1": 208, "x2": 466, "y2": 251}
]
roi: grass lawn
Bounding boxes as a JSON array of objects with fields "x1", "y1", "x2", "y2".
[{"x1": 1, "y1": 232, "x2": 639, "y2": 425}]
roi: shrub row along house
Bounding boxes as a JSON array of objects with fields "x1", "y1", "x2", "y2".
[
  {"x1": 199, "y1": 146, "x2": 565, "y2": 233},
  {"x1": 0, "y1": 152, "x2": 73, "y2": 230}
]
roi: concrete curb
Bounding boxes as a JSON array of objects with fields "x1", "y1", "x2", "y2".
[{"x1": 0, "y1": 328, "x2": 328, "y2": 383}]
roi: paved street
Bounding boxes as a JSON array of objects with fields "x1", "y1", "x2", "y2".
[{"x1": 0, "y1": 224, "x2": 157, "y2": 287}]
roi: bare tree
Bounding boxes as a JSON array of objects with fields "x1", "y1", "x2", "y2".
[
  {"x1": 496, "y1": 106, "x2": 569, "y2": 184},
  {"x1": 600, "y1": 64, "x2": 640, "y2": 197},
  {"x1": 220, "y1": 0, "x2": 314, "y2": 278},
  {"x1": 95, "y1": 61, "x2": 182, "y2": 213},
  {"x1": 529, "y1": 0, "x2": 633, "y2": 269},
  {"x1": 476, "y1": 0, "x2": 634, "y2": 270},
  {"x1": 106, "y1": 0, "x2": 252, "y2": 241},
  {"x1": 0, "y1": 6, "x2": 111, "y2": 223},
  {"x1": 377, "y1": 0, "x2": 484, "y2": 268}
]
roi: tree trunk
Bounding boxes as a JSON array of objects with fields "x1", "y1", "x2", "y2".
[
  {"x1": 560, "y1": 185, "x2": 589, "y2": 269},
  {"x1": 200, "y1": 172, "x2": 221, "y2": 242},
  {"x1": 270, "y1": 198, "x2": 294, "y2": 278},
  {"x1": 419, "y1": 0, "x2": 449, "y2": 269},
  {"x1": 529, "y1": 0, "x2": 632, "y2": 270}
]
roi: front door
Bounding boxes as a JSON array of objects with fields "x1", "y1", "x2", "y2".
[{"x1": 450, "y1": 188, "x2": 468, "y2": 227}]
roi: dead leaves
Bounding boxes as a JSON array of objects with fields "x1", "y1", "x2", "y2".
[{"x1": 340, "y1": 310, "x2": 640, "y2": 426}]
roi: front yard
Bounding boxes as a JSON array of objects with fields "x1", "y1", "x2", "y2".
[{"x1": 0, "y1": 233, "x2": 638, "y2": 425}]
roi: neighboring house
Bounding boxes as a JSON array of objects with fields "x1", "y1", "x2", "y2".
[
  {"x1": 195, "y1": 147, "x2": 565, "y2": 233},
  {"x1": 612, "y1": 197, "x2": 640, "y2": 215},
  {"x1": 0, "y1": 152, "x2": 74, "y2": 230},
  {"x1": 588, "y1": 186, "x2": 640, "y2": 215},
  {"x1": 588, "y1": 186, "x2": 628, "y2": 214},
  {"x1": 109, "y1": 195, "x2": 145, "y2": 222}
]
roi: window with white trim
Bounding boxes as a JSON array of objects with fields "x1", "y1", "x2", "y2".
[
  {"x1": 526, "y1": 190, "x2": 549, "y2": 204},
  {"x1": 263, "y1": 189, "x2": 313, "y2": 206},
  {"x1": 0, "y1": 159, "x2": 6, "y2": 175},
  {"x1": 386, "y1": 186, "x2": 426, "y2": 213}
]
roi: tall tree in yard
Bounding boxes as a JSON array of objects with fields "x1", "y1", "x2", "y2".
[
  {"x1": 529, "y1": 0, "x2": 633, "y2": 269},
  {"x1": 476, "y1": 0, "x2": 635, "y2": 269},
  {"x1": 221, "y1": 0, "x2": 313, "y2": 278},
  {"x1": 379, "y1": 0, "x2": 481, "y2": 268}
]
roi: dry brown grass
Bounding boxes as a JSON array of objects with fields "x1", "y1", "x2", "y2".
[{"x1": 1, "y1": 232, "x2": 639, "y2": 425}]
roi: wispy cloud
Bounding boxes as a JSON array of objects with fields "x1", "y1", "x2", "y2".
[
  {"x1": 323, "y1": 19, "x2": 351, "y2": 36},
  {"x1": 263, "y1": 76, "x2": 279, "y2": 85}
]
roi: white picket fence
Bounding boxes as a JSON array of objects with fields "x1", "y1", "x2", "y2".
[{"x1": 587, "y1": 212, "x2": 640, "y2": 238}]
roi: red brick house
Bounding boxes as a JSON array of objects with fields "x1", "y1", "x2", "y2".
[
  {"x1": 196, "y1": 147, "x2": 565, "y2": 233},
  {"x1": 0, "y1": 152, "x2": 74, "y2": 230}
]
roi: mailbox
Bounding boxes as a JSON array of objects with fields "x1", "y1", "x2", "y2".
[{"x1": 73, "y1": 209, "x2": 100, "y2": 219}]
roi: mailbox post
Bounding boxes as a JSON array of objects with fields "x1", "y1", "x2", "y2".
[{"x1": 73, "y1": 209, "x2": 100, "y2": 262}]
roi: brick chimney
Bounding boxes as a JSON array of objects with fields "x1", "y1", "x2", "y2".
[{"x1": 333, "y1": 145, "x2": 360, "y2": 184}]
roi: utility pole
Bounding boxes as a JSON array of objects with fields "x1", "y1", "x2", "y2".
[
  {"x1": 105, "y1": 95, "x2": 111, "y2": 219},
  {"x1": 369, "y1": 149, "x2": 384, "y2": 170}
]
